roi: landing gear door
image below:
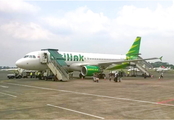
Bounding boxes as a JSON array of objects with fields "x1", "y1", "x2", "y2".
[{"x1": 40, "y1": 52, "x2": 48, "y2": 64}]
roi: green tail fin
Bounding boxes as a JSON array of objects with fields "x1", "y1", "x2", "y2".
[
  {"x1": 126, "y1": 36, "x2": 141, "y2": 60},
  {"x1": 107, "y1": 37, "x2": 141, "y2": 70}
]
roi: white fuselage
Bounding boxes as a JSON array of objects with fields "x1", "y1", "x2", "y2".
[{"x1": 15, "y1": 50, "x2": 126, "y2": 71}]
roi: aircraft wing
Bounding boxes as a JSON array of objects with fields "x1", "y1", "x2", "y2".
[
  {"x1": 98, "y1": 57, "x2": 160, "y2": 66},
  {"x1": 73, "y1": 57, "x2": 160, "y2": 68},
  {"x1": 70, "y1": 57, "x2": 160, "y2": 70}
]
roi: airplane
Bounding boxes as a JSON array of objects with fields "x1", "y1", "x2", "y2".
[
  {"x1": 15, "y1": 36, "x2": 160, "y2": 78},
  {"x1": 154, "y1": 66, "x2": 171, "y2": 72}
]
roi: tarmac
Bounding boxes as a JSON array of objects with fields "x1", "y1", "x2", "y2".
[{"x1": 0, "y1": 71, "x2": 174, "y2": 119}]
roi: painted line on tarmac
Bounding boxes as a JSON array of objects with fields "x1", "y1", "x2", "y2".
[
  {"x1": 7, "y1": 83, "x2": 174, "y2": 107},
  {"x1": 0, "y1": 85, "x2": 9, "y2": 88},
  {"x1": 157, "y1": 99, "x2": 174, "y2": 104},
  {"x1": 0, "y1": 92, "x2": 17, "y2": 97},
  {"x1": 47, "y1": 104, "x2": 104, "y2": 119}
]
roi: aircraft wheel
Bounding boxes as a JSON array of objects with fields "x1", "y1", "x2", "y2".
[{"x1": 79, "y1": 73, "x2": 85, "y2": 79}]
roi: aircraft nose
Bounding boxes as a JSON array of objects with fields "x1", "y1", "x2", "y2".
[{"x1": 15, "y1": 59, "x2": 26, "y2": 68}]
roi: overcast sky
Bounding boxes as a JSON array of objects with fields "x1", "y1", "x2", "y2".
[{"x1": 0, "y1": 0, "x2": 174, "y2": 66}]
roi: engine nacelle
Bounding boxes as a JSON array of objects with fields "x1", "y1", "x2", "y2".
[{"x1": 81, "y1": 66, "x2": 100, "y2": 76}]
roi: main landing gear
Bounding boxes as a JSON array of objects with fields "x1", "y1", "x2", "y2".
[{"x1": 79, "y1": 73, "x2": 85, "y2": 79}]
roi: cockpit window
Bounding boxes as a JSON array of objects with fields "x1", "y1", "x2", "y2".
[
  {"x1": 24, "y1": 55, "x2": 29, "y2": 58},
  {"x1": 29, "y1": 55, "x2": 32, "y2": 58},
  {"x1": 23, "y1": 55, "x2": 36, "y2": 58}
]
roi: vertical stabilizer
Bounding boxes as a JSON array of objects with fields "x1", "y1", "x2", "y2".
[{"x1": 126, "y1": 36, "x2": 141, "y2": 60}]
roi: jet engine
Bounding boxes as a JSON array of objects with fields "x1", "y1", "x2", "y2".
[{"x1": 81, "y1": 66, "x2": 100, "y2": 76}]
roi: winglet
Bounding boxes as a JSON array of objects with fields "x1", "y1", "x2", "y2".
[{"x1": 159, "y1": 56, "x2": 163, "y2": 61}]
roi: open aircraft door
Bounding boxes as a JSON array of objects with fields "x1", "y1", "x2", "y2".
[{"x1": 39, "y1": 52, "x2": 48, "y2": 64}]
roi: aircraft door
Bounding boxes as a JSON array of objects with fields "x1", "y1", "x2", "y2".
[{"x1": 40, "y1": 52, "x2": 48, "y2": 64}]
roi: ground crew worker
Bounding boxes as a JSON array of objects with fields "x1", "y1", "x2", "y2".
[
  {"x1": 159, "y1": 72, "x2": 164, "y2": 80},
  {"x1": 118, "y1": 71, "x2": 123, "y2": 82},
  {"x1": 93, "y1": 73, "x2": 96, "y2": 82},
  {"x1": 109, "y1": 73, "x2": 112, "y2": 81},
  {"x1": 95, "y1": 73, "x2": 99, "y2": 82},
  {"x1": 43, "y1": 71, "x2": 47, "y2": 80},
  {"x1": 35, "y1": 71, "x2": 39, "y2": 78},
  {"x1": 38, "y1": 72, "x2": 41, "y2": 79},
  {"x1": 114, "y1": 72, "x2": 118, "y2": 82},
  {"x1": 127, "y1": 71, "x2": 130, "y2": 77},
  {"x1": 30, "y1": 72, "x2": 33, "y2": 78},
  {"x1": 93, "y1": 73, "x2": 99, "y2": 82},
  {"x1": 144, "y1": 72, "x2": 147, "y2": 79}
]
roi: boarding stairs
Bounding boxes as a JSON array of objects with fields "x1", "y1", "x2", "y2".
[
  {"x1": 43, "y1": 49, "x2": 69, "y2": 81},
  {"x1": 137, "y1": 56, "x2": 153, "y2": 69},
  {"x1": 136, "y1": 64, "x2": 150, "y2": 76},
  {"x1": 134, "y1": 56, "x2": 154, "y2": 76},
  {"x1": 47, "y1": 61, "x2": 69, "y2": 81}
]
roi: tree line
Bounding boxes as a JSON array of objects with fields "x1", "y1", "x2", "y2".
[{"x1": 150, "y1": 61, "x2": 174, "y2": 69}]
